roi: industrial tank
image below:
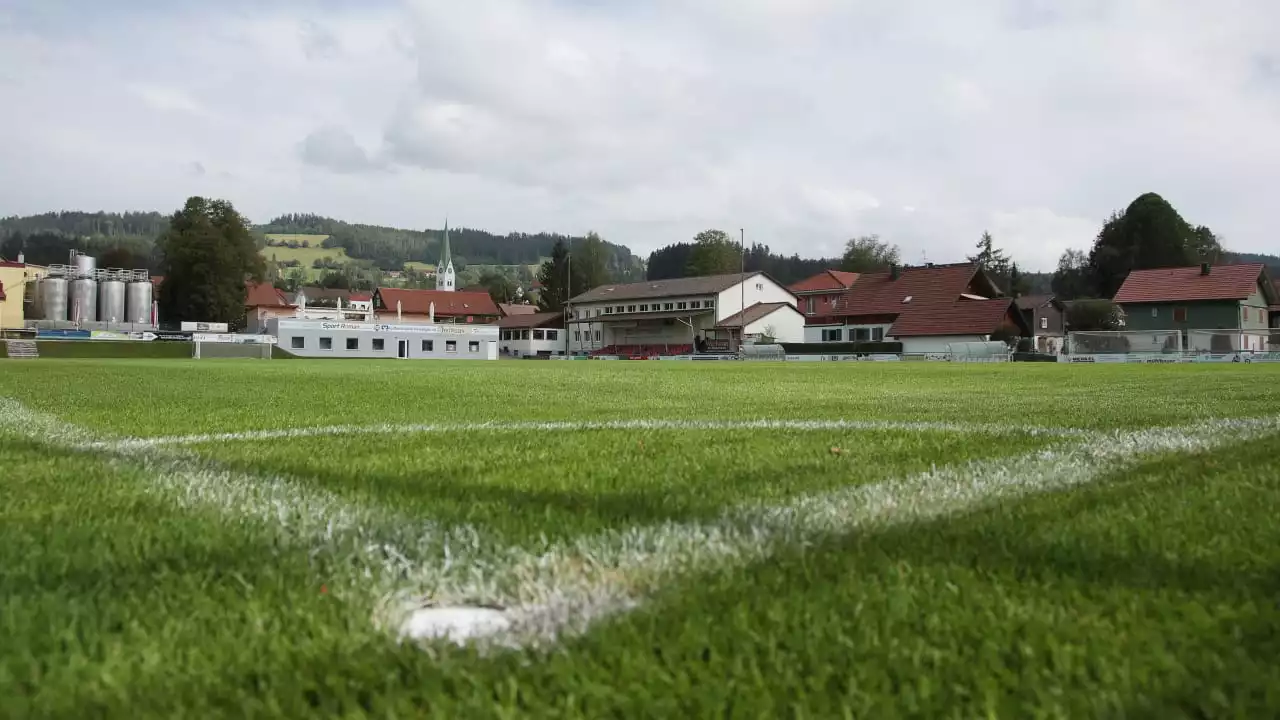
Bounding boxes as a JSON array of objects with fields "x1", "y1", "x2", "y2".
[
  {"x1": 70, "y1": 277, "x2": 98, "y2": 323},
  {"x1": 26, "y1": 278, "x2": 44, "y2": 320},
  {"x1": 99, "y1": 277, "x2": 127, "y2": 323},
  {"x1": 41, "y1": 277, "x2": 69, "y2": 321},
  {"x1": 73, "y1": 252, "x2": 97, "y2": 278},
  {"x1": 126, "y1": 279, "x2": 153, "y2": 324}
]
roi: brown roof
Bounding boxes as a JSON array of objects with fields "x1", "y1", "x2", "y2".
[
  {"x1": 889, "y1": 298, "x2": 1025, "y2": 337},
  {"x1": 499, "y1": 303, "x2": 538, "y2": 317},
  {"x1": 1015, "y1": 294, "x2": 1055, "y2": 311},
  {"x1": 834, "y1": 263, "x2": 995, "y2": 317},
  {"x1": 0, "y1": 260, "x2": 24, "y2": 268},
  {"x1": 245, "y1": 282, "x2": 294, "y2": 308},
  {"x1": 717, "y1": 302, "x2": 802, "y2": 328},
  {"x1": 569, "y1": 272, "x2": 765, "y2": 304},
  {"x1": 1113, "y1": 264, "x2": 1271, "y2": 304},
  {"x1": 374, "y1": 287, "x2": 500, "y2": 317},
  {"x1": 499, "y1": 311, "x2": 564, "y2": 329},
  {"x1": 790, "y1": 270, "x2": 860, "y2": 294}
]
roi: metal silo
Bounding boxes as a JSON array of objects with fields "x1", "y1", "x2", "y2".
[
  {"x1": 70, "y1": 277, "x2": 98, "y2": 323},
  {"x1": 73, "y1": 252, "x2": 97, "y2": 278},
  {"x1": 126, "y1": 278, "x2": 153, "y2": 325},
  {"x1": 42, "y1": 277, "x2": 69, "y2": 321},
  {"x1": 99, "y1": 275, "x2": 127, "y2": 324},
  {"x1": 26, "y1": 278, "x2": 44, "y2": 320}
]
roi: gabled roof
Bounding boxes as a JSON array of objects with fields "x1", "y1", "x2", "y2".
[
  {"x1": 569, "y1": 272, "x2": 766, "y2": 304},
  {"x1": 499, "y1": 303, "x2": 538, "y2": 317},
  {"x1": 499, "y1": 311, "x2": 564, "y2": 329},
  {"x1": 717, "y1": 302, "x2": 803, "y2": 328},
  {"x1": 1113, "y1": 263, "x2": 1273, "y2": 304},
  {"x1": 245, "y1": 282, "x2": 294, "y2": 308},
  {"x1": 0, "y1": 260, "x2": 25, "y2": 269},
  {"x1": 833, "y1": 263, "x2": 995, "y2": 317},
  {"x1": 1015, "y1": 294, "x2": 1055, "y2": 311},
  {"x1": 789, "y1": 270, "x2": 860, "y2": 294},
  {"x1": 373, "y1": 287, "x2": 500, "y2": 317},
  {"x1": 889, "y1": 298, "x2": 1026, "y2": 337}
]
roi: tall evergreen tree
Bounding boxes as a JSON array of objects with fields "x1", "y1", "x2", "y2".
[
  {"x1": 1086, "y1": 193, "x2": 1224, "y2": 298},
  {"x1": 535, "y1": 239, "x2": 576, "y2": 311},
  {"x1": 1051, "y1": 249, "x2": 1093, "y2": 300},
  {"x1": 157, "y1": 197, "x2": 264, "y2": 327}
]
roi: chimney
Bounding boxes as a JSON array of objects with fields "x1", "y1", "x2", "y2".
[
  {"x1": 1201, "y1": 263, "x2": 1210, "y2": 276},
  {"x1": 890, "y1": 264, "x2": 901, "y2": 280},
  {"x1": 16, "y1": 252, "x2": 24, "y2": 264}
]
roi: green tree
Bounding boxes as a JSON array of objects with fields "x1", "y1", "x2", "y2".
[
  {"x1": 574, "y1": 231, "x2": 612, "y2": 289},
  {"x1": 157, "y1": 196, "x2": 264, "y2": 327},
  {"x1": 840, "y1": 234, "x2": 900, "y2": 273},
  {"x1": 1086, "y1": 193, "x2": 1224, "y2": 298},
  {"x1": 1051, "y1": 248, "x2": 1092, "y2": 300},
  {"x1": 685, "y1": 229, "x2": 740, "y2": 276},
  {"x1": 1066, "y1": 299, "x2": 1124, "y2": 332},
  {"x1": 479, "y1": 271, "x2": 518, "y2": 304},
  {"x1": 1007, "y1": 262, "x2": 1030, "y2": 298},
  {"x1": 968, "y1": 231, "x2": 1011, "y2": 293},
  {"x1": 536, "y1": 239, "x2": 578, "y2": 312}
]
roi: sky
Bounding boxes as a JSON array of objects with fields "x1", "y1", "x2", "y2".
[{"x1": 2, "y1": 0, "x2": 1279, "y2": 271}]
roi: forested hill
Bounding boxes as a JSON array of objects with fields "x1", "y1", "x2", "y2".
[{"x1": 1225, "y1": 251, "x2": 1280, "y2": 277}]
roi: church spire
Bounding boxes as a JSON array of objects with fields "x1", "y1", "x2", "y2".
[{"x1": 436, "y1": 218, "x2": 456, "y2": 292}]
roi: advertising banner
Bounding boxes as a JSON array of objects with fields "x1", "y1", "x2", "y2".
[{"x1": 180, "y1": 322, "x2": 230, "y2": 332}]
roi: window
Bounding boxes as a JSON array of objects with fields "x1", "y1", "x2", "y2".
[
  {"x1": 422, "y1": 340, "x2": 434, "y2": 352},
  {"x1": 574, "y1": 331, "x2": 582, "y2": 341},
  {"x1": 521, "y1": 329, "x2": 530, "y2": 340},
  {"x1": 755, "y1": 282, "x2": 763, "y2": 291},
  {"x1": 664, "y1": 302, "x2": 674, "y2": 311},
  {"x1": 533, "y1": 329, "x2": 545, "y2": 340},
  {"x1": 319, "y1": 337, "x2": 333, "y2": 350},
  {"x1": 577, "y1": 310, "x2": 586, "y2": 319},
  {"x1": 822, "y1": 328, "x2": 843, "y2": 342},
  {"x1": 594, "y1": 309, "x2": 601, "y2": 317},
  {"x1": 446, "y1": 340, "x2": 457, "y2": 353},
  {"x1": 604, "y1": 307, "x2": 613, "y2": 314},
  {"x1": 547, "y1": 330, "x2": 558, "y2": 340},
  {"x1": 615, "y1": 306, "x2": 624, "y2": 313},
  {"x1": 594, "y1": 330, "x2": 601, "y2": 341},
  {"x1": 690, "y1": 301, "x2": 701, "y2": 309},
  {"x1": 469, "y1": 341, "x2": 480, "y2": 353},
  {"x1": 640, "y1": 304, "x2": 649, "y2": 312},
  {"x1": 291, "y1": 336, "x2": 304, "y2": 349},
  {"x1": 677, "y1": 302, "x2": 688, "y2": 310},
  {"x1": 1040, "y1": 317, "x2": 1048, "y2": 330},
  {"x1": 346, "y1": 338, "x2": 359, "y2": 350},
  {"x1": 872, "y1": 327, "x2": 884, "y2": 341},
  {"x1": 627, "y1": 305, "x2": 637, "y2": 312},
  {"x1": 373, "y1": 338, "x2": 385, "y2": 351},
  {"x1": 806, "y1": 297, "x2": 815, "y2": 315},
  {"x1": 1174, "y1": 307, "x2": 1188, "y2": 323},
  {"x1": 854, "y1": 328, "x2": 871, "y2": 342},
  {"x1": 1151, "y1": 307, "x2": 1159, "y2": 318}
]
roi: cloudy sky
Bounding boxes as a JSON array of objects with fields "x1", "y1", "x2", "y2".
[{"x1": 2, "y1": 0, "x2": 1278, "y2": 270}]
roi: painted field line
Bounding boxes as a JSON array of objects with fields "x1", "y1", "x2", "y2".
[
  {"x1": 89, "y1": 417, "x2": 1089, "y2": 450},
  {"x1": 384, "y1": 413, "x2": 1280, "y2": 650}
]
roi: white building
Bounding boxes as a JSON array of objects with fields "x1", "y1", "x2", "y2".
[
  {"x1": 268, "y1": 318, "x2": 498, "y2": 360},
  {"x1": 565, "y1": 272, "x2": 801, "y2": 355},
  {"x1": 435, "y1": 221, "x2": 456, "y2": 292},
  {"x1": 499, "y1": 311, "x2": 567, "y2": 357}
]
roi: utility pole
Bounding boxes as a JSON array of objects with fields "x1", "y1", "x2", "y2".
[{"x1": 739, "y1": 228, "x2": 746, "y2": 352}]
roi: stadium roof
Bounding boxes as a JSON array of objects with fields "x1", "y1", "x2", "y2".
[
  {"x1": 499, "y1": 311, "x2": 564, "y2": 329},
  {"x1": 1113, "y1": 264, "x2": 1274, "y2": 304},
  {"x1": 717, "y1": 302, "x2": 802, "y2": 328},
  {"x1": 568, "y1": 272, "x2": 765, "y2": 304},
  {"x1": 374, "y1": 287, "x2": 500, "y2": 317},
  {"x1": 789, "y1": 270, "x2": 859, "y2": 294}
]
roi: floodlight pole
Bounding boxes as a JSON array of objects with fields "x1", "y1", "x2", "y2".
[{"x1": 739, "y1": 228, "x2": 746, "y2": 351}]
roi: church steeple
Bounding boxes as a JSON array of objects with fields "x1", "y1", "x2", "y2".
[{"x1": 436, "y1": 219, "x2": 455, "y2": 292}]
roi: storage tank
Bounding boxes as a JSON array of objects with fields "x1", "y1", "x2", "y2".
[
  {"x1": 26, "y1": 278, "x2": 44, "y2": 320},
  {"x1": 42, "y1": 277, "x2": 69, "y2": 321},
  {"x1": 99, "y1": 278, "x2": 127, "y2": 323},
  {"x1": 73, "y1": 252, "x2": 97, "y2": 278},
  {"x1": 126, "y1": 280, "x2": 153, "y2": 325},
  {"x1": 70, "y1": 277, "x2": 98, "y2": 323}
]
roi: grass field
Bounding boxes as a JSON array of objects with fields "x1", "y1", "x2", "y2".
[
  {"x1": 2, "y1": 360, "x2": 1280, "y2": 718},
  {"x1": 262, "y1": 235, "x2": 346, "y2": 282}
]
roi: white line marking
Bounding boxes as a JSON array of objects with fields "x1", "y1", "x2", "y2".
[{"x1": 88, "y1": 417, "x2": 1088, "y2": 450}]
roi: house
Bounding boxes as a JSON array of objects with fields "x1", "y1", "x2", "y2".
[
  {"x1": 715, "y1": 302, "x2": 806, "y2": 346},
  {"x1": 565, "y1": 271, "x2": 801, "y2": 355},
  {"x1": 829, "y1": 263, "x2": 1031, "y2": 353},
  {"x1": 1015, "y1": 295, "x2": 1066, "y2": 354},
  {"x1": 245, "y1": 282, "x2": 296, "y2": 333},
  {"x1": 499, "y1": 311, "x2": 566, "y2": 357},
  {"x1": 499, "y1": 303, "x2": 539, "y2": 318},
  {"x1": 1112, "y1": 263, "x2": 1278, "y2": 352},
  {"x1": 789, "y1": 270, "x2": 860, "y2": 342},
  {"x1": 0, "y1": 259, "x2": 49, "y2": 330},
  {"x1": 371, "y1": 287, "x2": 501, "y2": 324}
]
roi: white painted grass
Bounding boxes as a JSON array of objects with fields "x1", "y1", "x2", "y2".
[{"x1": 87, "y1": 417, "x2": 1088, "y2": 451}]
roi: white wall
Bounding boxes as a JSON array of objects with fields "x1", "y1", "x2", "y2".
[
  {"x1": 804, "y1": 322, "x2": 892, "y2": 343},
  {"x1": 899, "y1": 335, "x2": 987, "y2": 354},
  {"x1": 501, "y1": 328, "x2": 568, "y2": 357},
  {"x1": 746, "y1": 307, "x2": 805, "y2": 343},
  {"x1": 716, "y1": 274, "x2": 797, "y2": 323},
  {"x1": 270, "y1": 319, "x2": 498, "y2": 360}
]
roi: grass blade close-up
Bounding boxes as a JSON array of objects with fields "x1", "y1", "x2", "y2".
[{"x1": 2, "y1": 359, "x2": 1280, "y2": 718}]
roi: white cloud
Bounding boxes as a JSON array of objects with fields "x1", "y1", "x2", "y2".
[{"x1": 2, "y1": 0, "x2": 1280, "y2": 270}]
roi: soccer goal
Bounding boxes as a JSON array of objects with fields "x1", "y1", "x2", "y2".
[
  {"x1": 193, "y1": 341, "x2": 273, "y2": 359},
  {"x1": 1067, "y1": 330, "x2": 1182, "y2": 355},
  {"x1": 947, "y1": 341, "x2": 1011, "y2": 363},
  {"x1": 1185, "y1": 330, "x2": 1273, "y2": 354}
]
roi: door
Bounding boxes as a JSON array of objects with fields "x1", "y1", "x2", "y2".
[{"x1": 397, "y1": 339, "x2": 408, "y2": 359}]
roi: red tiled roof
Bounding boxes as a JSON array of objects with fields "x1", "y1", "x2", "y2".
[
  {"x1": 499, "y1": 311, "x2": 564, "y2": 329},
  {"x1": 789, "y1": 270, "x2": 860, "y2": 294},
  {"x1": 374, "y1": 287, "x2": 500, "y2": 317},
  {"x1": 1113, "y1": 264, "x2": 1269, "y2": 303},
  {"x1": 0, "y1": 260, "x2": 25, "y2": 268},
  {"x1": 349, "y1": 293, "x2": 372, "y2": 302},
  {"x1": 245, "y1": 281, "x2": 294, "y2": 308},
  {"x1": 889, "y1": 298, "x2": 1022, "y2": 337},
  {"x1": 499, "y1": 303, "x2": 538, "y2": 317},
  {"x1": 834, "y1": 263, "x2": 989, "y2": 317}
]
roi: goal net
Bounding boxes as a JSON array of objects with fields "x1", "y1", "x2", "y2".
[
  {"x1": 1185, "y1": 330, "x2": 1275, "y2": 354},
  {"x1": 1068, "y1": 330, "x2": 1182, "y2": 355},
  {"x1": 947, "y1": 341, "x2": 1011, "y2": 362},
  {"x1": 193, "y1": 341, "x2": 273, "y2": 359}
]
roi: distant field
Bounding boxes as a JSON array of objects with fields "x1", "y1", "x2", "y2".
[
  {"x1": 261, "y1": 236, "x2": 348, "y2": 280},
  {"x1": 7, "y1": 361, "x2": 1279, "y2": 716},
  {"x1": 403, "y1": 261, "x2": 436, "y2": 272}
]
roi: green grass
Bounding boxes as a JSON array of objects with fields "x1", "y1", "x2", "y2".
[
  {"x1": 261, "y1": 237, "x2": 347, "y2": 282},
  {"x1": 2, "y1": 361, "x2": 1280, "y2": 718}
]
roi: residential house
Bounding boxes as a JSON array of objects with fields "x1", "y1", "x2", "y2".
[
  {"x1": 1112, "y1": 263, "x2": 1278, "y2": 352},
  {"x1": 789, "y1": 270, "x2": 860, "y2": 342},
  {"x1": 499, "y1": 311, "x2": 566, "y2": 357},
  {"x1": 565, "y1": 271, "x2": 801, "y2": 355},
  {"x1": 245, "y1": 282, "x2": 296, "y2": 333},
  {"x1": 0, "y1": 259, "x2": 49, "y2": 331},
  {"x1": 829, "y1": 263, "x2": 1031, "y2": 353},
  {"x1": 372, "y1": 287, "x2": 501, "y2": 324},
  {"x1": 1015, "y1": 295, "x2": 1066, "y2": 354}
]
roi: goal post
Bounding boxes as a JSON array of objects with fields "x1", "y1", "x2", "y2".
[
  {"x1": 1067, "y1": 330, "x2": 1182, "y2": 355},
  {"x1": 1185, "y1": 329, "x2": 1273, "y2": 354},
  {"x1": 193, "y1": 340, "x2": 273, "y2": 359}
]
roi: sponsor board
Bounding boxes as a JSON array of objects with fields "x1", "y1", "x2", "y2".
[
  {"x1": 784, "y1": 354, "x2": 903, "y2": 362},
  {"x1": 1193, "y1": 352, "x2": 1280, "y2": 363},
  {"x1": 37, "y1": 329, "x2": 91, "y2": 339},
  {"x1": 193, "y1": 333, "x2": 278, "y2": 345},
  {"x1": 153, "y1": 332, "x2": 192, "y2": 342},
  {"x1": 180, "y1": 322, "x2": 229, "y2": 332}
]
